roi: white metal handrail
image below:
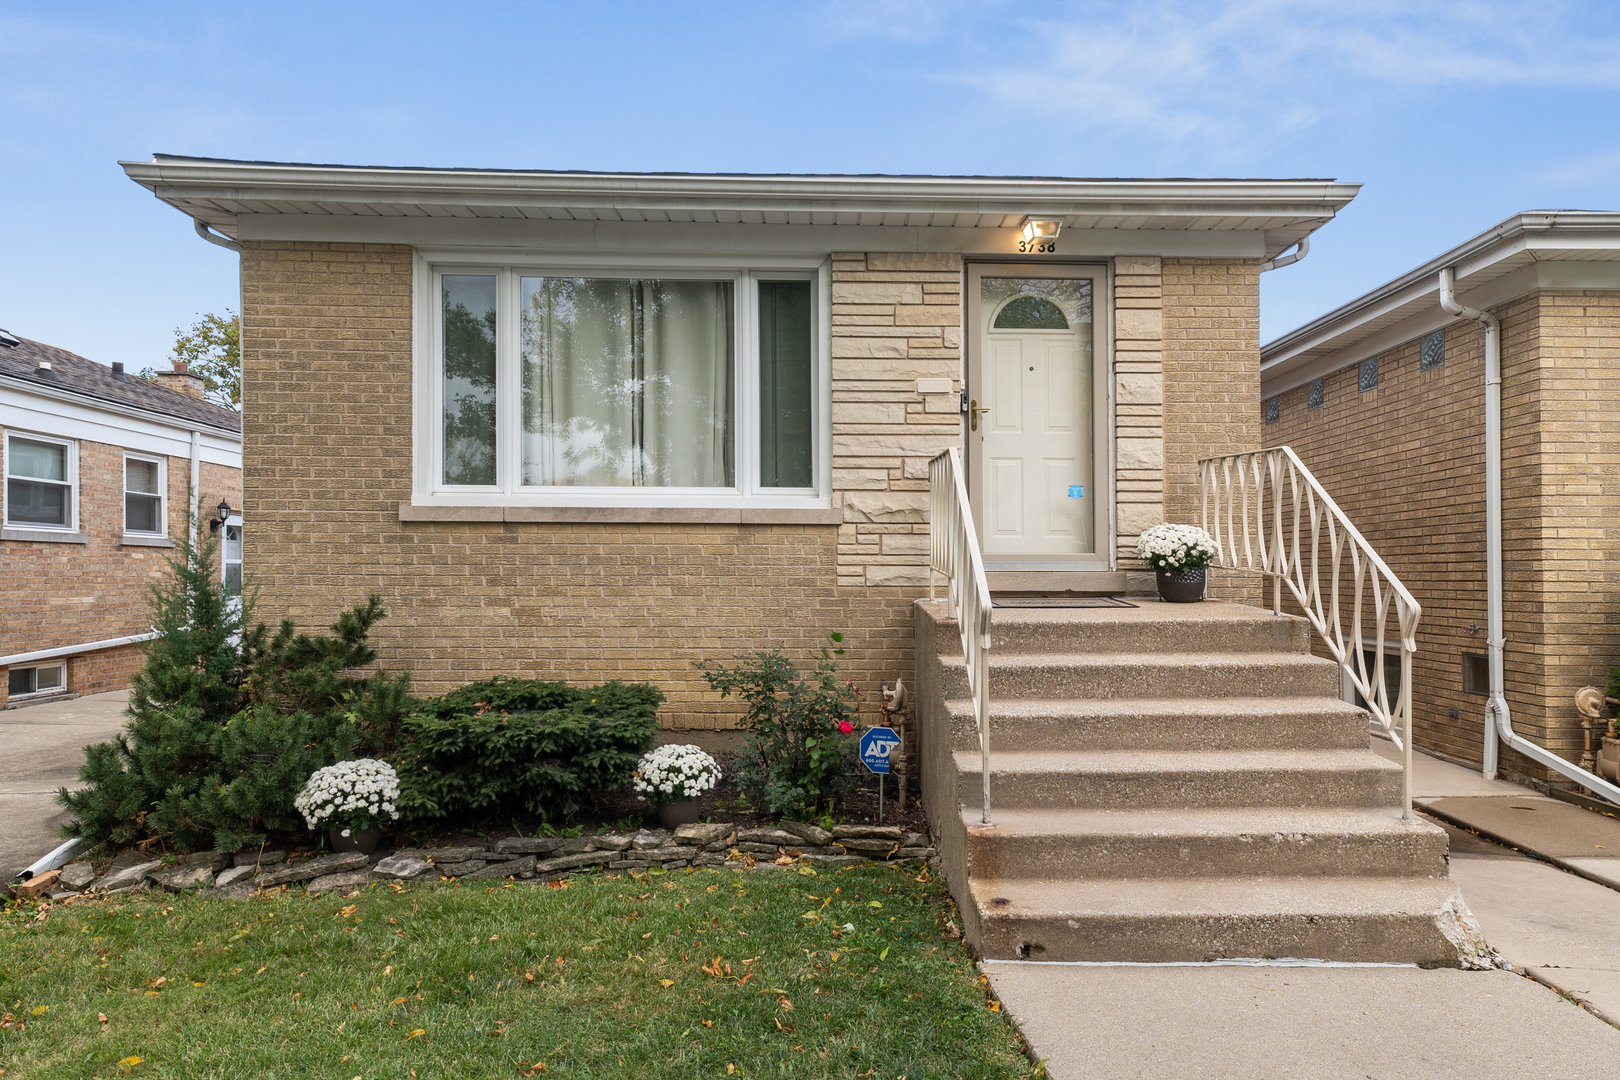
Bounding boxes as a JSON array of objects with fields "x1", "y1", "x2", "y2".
[
  {"x1": 1199, "y1": 445, "x2": 1419, "y2": 818},
  {"x1": 928, "y1": 447, "x2": 994, "y2": 824}
]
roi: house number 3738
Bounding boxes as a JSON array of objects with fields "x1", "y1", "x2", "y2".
[{"x1": 1018, "y1": 239, "x2": 1057, "y2": 253}]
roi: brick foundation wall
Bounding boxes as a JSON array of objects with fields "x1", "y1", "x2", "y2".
[
  {"x1": 0, "y1": 430, "x2": 239, "y2": 707},
  {"x1": 1268, "y1": 289, "x2": 1620, "y2": 783}
]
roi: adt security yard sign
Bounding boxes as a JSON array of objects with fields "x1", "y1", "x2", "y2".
[{"x1": 860, "y1": 726, "x2": 902, "y2": 775}]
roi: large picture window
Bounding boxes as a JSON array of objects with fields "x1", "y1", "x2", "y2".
[
  {"x1": 426, "y1": 264, "x2": 826, "y2": 505},
  {"x1": 5, "y1": 433, "x2": 76, "y2": 530}
]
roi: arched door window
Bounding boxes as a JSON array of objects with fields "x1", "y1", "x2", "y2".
[{"x1": 992, "y1": 295, "x2": 1070, "y2": 330}]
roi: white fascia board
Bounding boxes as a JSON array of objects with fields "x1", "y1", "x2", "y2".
[
  {"x1": 121, "y1": 158, "x2": 1359, "y2": 220},
  {"x1": 0, "y1": 379, "x2": 241, "y2": 462},
  {"x1": 236, "y1": 213, "x2": 1272, "y2": 259},
  {"x1": 1262, "y1": 212, "x2": 1620, "y2": 372},
  {"x1": 1261, "y1": 261, "x2": 1620, "y2": 397}
]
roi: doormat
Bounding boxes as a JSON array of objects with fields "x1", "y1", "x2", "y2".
[{"x1": 991, "y1": 596, "x2": 1137, "y2": 609}]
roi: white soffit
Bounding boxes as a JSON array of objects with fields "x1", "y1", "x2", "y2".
[
  {"x1": 1261, "y1": 211, "x2": 1620, "y2": 395},
  {"x1": 120, "y1": 156, "x2": 1360, "y2": 258}
]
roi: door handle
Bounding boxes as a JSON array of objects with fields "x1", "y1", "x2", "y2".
[{"x1": 970, "y1": 399, "x2": 991, "y2": 431}]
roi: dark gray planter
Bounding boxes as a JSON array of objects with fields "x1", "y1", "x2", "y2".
[
  {"x1": 1156, "y1": 566, "x2": 1207, "y2": 603},
  {"x1": 328, "y1": 827, "x2": 383, "y2": 855}
]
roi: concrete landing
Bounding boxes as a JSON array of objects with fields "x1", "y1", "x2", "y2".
[
  {"x1": 987, "y1": 964, "x2": 1620, "y2": 1080},
  {"x1": 0, "y1": 690, "x2": 128, "y2": 879}
]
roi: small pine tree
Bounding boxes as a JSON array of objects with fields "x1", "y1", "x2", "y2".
[{"x1": 59, "y1": 517, "x2": 411, "y2": 852}]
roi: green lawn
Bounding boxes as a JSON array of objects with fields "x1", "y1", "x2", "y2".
[{"x1": 1, "y1": 863, "x2": 1035, "y2": 1079}]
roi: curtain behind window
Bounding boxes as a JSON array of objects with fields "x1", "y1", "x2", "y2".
[{"x1": 521, "y1": 278, "x2": 734, "y2": 487}]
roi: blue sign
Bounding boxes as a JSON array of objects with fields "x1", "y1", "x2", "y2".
[
  {"x1": 859, "y1": 726, "x2": 902, "y2": 775},
  {"x1": 1068, "y1": 485, "x2": 1084, "y2": 499}
]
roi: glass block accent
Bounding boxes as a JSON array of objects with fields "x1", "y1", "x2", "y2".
[
  {"x1": 1307, "y1": 378, "x2": 1325, "y2": 410},
  {"x1": 1358, "y1": 356, "x2": 1379, "y2": 392},
  {"x1": 1421, "y1": 329, "x2": 1445, "y2": 370},
  {"x1": 1263, "y1": 396, "x2": 1280, "y2": 424}
]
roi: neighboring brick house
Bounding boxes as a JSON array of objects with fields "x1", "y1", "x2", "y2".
[
  {"x1": 121, "y1": 156, "x2": 1355, "y2": 725},
  {"x1": 1260, "y1": 212, "x2": 1620, "y2": 786},
  {"x1": 1, "y1": 331, "x2": 242, "y2": 706}
]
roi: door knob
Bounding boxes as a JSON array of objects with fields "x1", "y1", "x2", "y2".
[{"x1": 970, "y1": 399, "x2": 991, "y2": 432}]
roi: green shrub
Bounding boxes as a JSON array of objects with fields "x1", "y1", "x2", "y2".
[
  {"x1": 393, "y1": 678, "x2": 662, "y2": 822},
  {"x1": 695, "y1": 633, "x2": 859, "y2": 818},
  {"x1": 59, "y1": 523, "x2": 411, "y2": 852}
]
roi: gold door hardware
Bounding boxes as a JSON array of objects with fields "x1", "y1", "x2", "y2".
[{"x1": 969, "y1": 398, "x2": 991, "y2": 431}]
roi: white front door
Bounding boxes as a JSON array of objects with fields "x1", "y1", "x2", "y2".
[{"x1": 967, "y1": 265, "x2": 1108, "y2": 568}]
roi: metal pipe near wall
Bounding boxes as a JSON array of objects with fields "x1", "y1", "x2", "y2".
[{"x1": 1440, "y1": 268, "x2": 1620, "y2": 804}]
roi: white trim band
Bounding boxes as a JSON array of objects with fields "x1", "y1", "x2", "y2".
[{"x1": 0, "y1": 632, "x2": 158, "y2": 668}]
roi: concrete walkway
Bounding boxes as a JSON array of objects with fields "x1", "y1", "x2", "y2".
[
  {"x1": 0, "y1": 690, "x2": 128, "y2": 880},
  {"x1": 987, "y1": 739, "x2": 1620, "y2": 1077}
]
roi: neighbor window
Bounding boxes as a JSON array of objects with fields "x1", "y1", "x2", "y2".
[
  {"x1": 1307, "y1": 378, "x2": 1325, "y2": 410},
  {"x1": 430, "y1": 265, "x2": 823, "y2": 503},
  {"x1": 8, "y1": 662, "x2": 66, "y2": 699},
  {"x1": 1462, "y1": 652, "x2": 1489, "y2": 696},
  {"x1": 1350, "y1": 648, "x2": 1403, "y2": 713},
  {"x1": 222, "y1": 517, "x2": 243, "y2": 598},
  {"x1": 123, "y1": 454, "x2": 165, "y2": 535},
  {"x1": 1421, "y1": 329, "x2": 1445, "y2": 370},
  {"x1": 4, "y1": 433, "x2": 75, "y2": 530},
  {"x1": 1358, "y1": 356, "x2": 1379, "y2": 392},
  {"x1": 1263, "y1": 396, "x2": 1281, "y2": 424}
]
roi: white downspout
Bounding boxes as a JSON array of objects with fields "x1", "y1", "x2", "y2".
[
  {"x1": 1440, "y1": 267, "x2": 1620, "y2": 803},
  {"x1": 1259, "y1": 236, "x2": 1309, "y2": 273},
  {"x1": 189, "y1": 429, "x2": 202, "y2": 549}
]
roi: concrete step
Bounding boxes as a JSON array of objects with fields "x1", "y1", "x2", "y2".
[
  {"x1": 953, "y1": 748, "x2": 1403, "y2": 809},
  {"x1": 966, "y1": 875, "x2": 1471, "y2": 964},
  {"x1": 944, "y1": 696, "x2": 1371, "y2": 753},
  {"x1": 937, "y1": 602, "x2": 1313, "y2": 656},
  {"x1": 938, "y1": 652, "x2": 1341, "y2": 701},
  {"x1": 960, "y1": 807, "x2": 1449, "y2": 880}
]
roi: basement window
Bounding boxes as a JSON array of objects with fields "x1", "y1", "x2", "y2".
[
  {"x1": 1421, "y1": 329, "x2": 1445, "y2": 370},
  {"x1": 1462, "y1": 652, "x2": 1488, "y2": 696},
  {"x1": 1347, "y1": 649, "x2": 1403, "y2": 714},
  {"x1": 1358, "y1": 356, "x2": 1379, "y2": 392},
  {"x1": 9, "y1": 662, "x2": 66, "y2": 699},
  {"x1": 1307, "y1": 378, "x2": 1325, "y2": 410},
  {"x1": 1263, "y1": 396, "x2": 1280, "y2": 424}
]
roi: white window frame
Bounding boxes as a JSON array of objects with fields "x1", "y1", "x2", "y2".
[
  {"x1": 9, "y1": 661, "x2": 67, "y2": 699},
  {"x1": 3, "y1": 430, "x2": 78, "y2": 532},
  {"x1": 221, "y1": 513, "x2": 244, "y2": 602},
  {"x1": 412, "y1": 254, "x2": 833, "y2": 509},
  {"x1": 122, "y1": 451, "x2": 167, "y2": 537}
]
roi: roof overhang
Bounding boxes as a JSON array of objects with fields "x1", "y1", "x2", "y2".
[
  {"x1": 121, "y1": 156, "x2": 1360, "y2": 259},
  {"x1": 1261, "y1": 211, "x2": 1620, "y2": 396}
]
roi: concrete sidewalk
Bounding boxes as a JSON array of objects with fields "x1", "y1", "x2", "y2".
[{"x1": 0, "y1": 690, "x2": 128, "y2": 879}]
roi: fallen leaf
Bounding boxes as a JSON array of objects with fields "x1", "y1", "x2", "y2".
[
  {"x1": 658, "y1": 979, "x2": 675, "y2": 988},
  {"x1": 406, "y1": 1028, "x2": 426, "y2": 1040},
  {"x1": 150, "y1": 978, "x2": 167, "y2": 989},
  {"x1": 98, "y1": 1013, "x2": 109, "y2": 1026},
  {"x1": 988, "y1": 1000, "x2": 1002, "y2": 1012},
  {"x1": 701, "y1": 957, "x2": 726, "y2": 978},
  {"x1": 879, "y1": 947, "x2": 890, "y2": 961},
  {"x1": 701, "y1": 1019, "x2": 714, "y2": 1027},
  {"x1": 30, "y1": 1006, "x2": 47, "y2": 1016},
  {"x1": 727, "y1": 1065, "x2": 736, "y2": 1075},
  {"x1": 383, "y1": 965, "x2": 393, "y2": 976},
  {"x1": 736, "y1": 972, "x2": 754, "y2": 987},
  {"x1": 392, "y1": 996, "x2": 408, "y2": 1005},
  {"x1": 338, "y1": 905, "x2": 358, "y2": 918},
  {"x1": 117, "y1": 1057, "x2": 144, "y2": 1071},
  {"x1": 778, "y1": 997, "x2": 794, "y2": 1011},
  {"x1": 775, "y1": 1016, "x2": 796, "y2": 1032}
]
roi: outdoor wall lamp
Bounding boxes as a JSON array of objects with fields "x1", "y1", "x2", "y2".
[
  {"x1": 1020, "y1": 218, "x2": 1061, "y2": 242},
  {"x1": 209, "y1": 498, "x2": 232, "y2": 534}
]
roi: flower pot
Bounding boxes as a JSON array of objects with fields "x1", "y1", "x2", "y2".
[
  {"x1": 1156, "y1": 566, "x2": 1206, "y2": 604},
  {"x1": 1599, "y1": 736, "x2": 1620, "y2": 784},
  {"x1": 328, "y1": 827, "x2": 383, "y2": 855},
  {"x1": 657, "y1": 799, "x2": 702, "y2": 828}
]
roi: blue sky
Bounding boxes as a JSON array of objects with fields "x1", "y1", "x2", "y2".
[{"x1": 3, "y1": 1, "x2": 1618, "y2": 370}]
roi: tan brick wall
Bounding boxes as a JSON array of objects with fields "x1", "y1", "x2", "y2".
[
  {"x1": 831, "y1": 252, "x2": 962, "y2": 587},
  {"x1": 241, "y1": 241, "x2": 925, "y2": 727},
  {"x1": 0, "y1": 431, "x2": 240, "y2": 706},
  {"x1": 1269, "y1": 289, "x2": 1620, "y2": 783},
  {"x1": 1162, "y1": 257, "x2": 1263, "y2": 601}
]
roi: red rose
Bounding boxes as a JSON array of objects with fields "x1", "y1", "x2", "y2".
[{"x1": 838, "y1": 721, "x2": 854, "y2": 734}]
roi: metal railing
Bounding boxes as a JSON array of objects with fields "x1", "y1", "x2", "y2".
[
  {"x1": 1200, "y1": 445, "x2": 1419, "y2": 818},
  {"x1": 928, "y1": 447, "x2": 995, "y2": 824}
]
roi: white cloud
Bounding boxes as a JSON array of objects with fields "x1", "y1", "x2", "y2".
[{"x1": 1531, "y1": 147, "x2": 1620, "y2": 187}]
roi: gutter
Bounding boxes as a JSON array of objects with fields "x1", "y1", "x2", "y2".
[
  {"x1": 1258, "y1": 236, "x2": 1309, "y2": 272},
  {"x1": 1438, "y1": 267, "x2": 1620, "y2": 804}
]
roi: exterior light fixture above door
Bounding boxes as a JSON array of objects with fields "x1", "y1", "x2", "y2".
[{"x1": 1019, "y1": 218, "x2": 1061, "y2": 253}]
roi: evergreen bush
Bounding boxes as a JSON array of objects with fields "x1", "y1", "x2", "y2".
[
  {"x1": 58, "y1": 522, "x2": 411, "y2": 852},
  {"x1": 393, "y1": 677, "x2": 662, "y2": 821},
  {"x1": 695, "y1": 633, "x2": 859, "y2": 818}
]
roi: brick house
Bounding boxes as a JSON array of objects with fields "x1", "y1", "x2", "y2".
[
  {"x1": 120, "y1": 156, "x2": 1356, "y2": 726},
  {"x1": 1, "y1": 331, "x2": 242, "y2": 706},
  {"x1": 1260, "y1": 212, "x2": 1620, "y2": 787}
]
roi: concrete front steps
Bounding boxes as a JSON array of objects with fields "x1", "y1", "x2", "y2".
[{"x1": 915, "y1": 599, "x2": 1485, "y2": 967}]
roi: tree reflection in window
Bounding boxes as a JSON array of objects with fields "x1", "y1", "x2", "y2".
[
  {"x1": 993, "y1": 295, "x2": 1070, "y2": 330},
  {"x1": 442, "y1": 275, "x2": 498, "y2": 486}
]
